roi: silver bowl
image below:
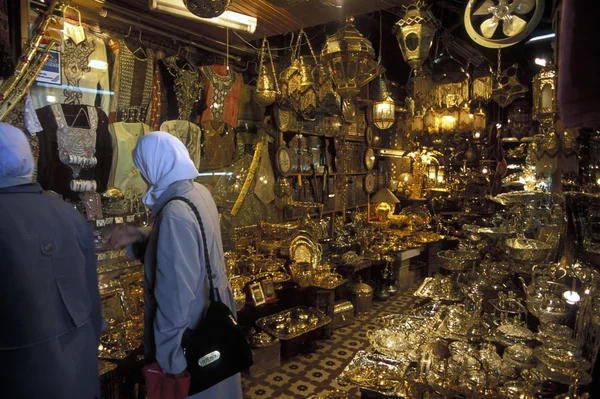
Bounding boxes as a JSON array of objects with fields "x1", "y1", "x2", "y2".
[{"x1": 505, "y1": 238, "x2": 552, "y2": 263}]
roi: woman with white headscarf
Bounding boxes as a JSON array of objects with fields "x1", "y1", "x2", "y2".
[
  {"x1": 0, "y1": 123, "x2": 102, "y2": 398},
  {"x1": 107, "y1": 132, "x2": 242, "y2": 399}
]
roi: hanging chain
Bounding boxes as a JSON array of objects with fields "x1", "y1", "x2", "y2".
[
  {"x1": 497, "y1": 47, "x2": 502, "y2": 77},
  {"x1": 266, "y1": 39, "x2": 280, "y2": 93},
  {"x1": 302, "y1": 30, "x2": 319, "y2": 65}
]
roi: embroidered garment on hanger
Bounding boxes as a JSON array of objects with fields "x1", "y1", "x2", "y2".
[
  {"x1": 108, "y1": 122, "x2": 150, "y2": 199},
  {"x1": 51, "y1": 103, "x2": 98, "y2": 178},
  {"x1": 111, "y1": 39, "x2": 154, "y2": 123},
  {"x1": 200, "y1": 120, "x2": 236, "y2": 170},
  {"x1": 36, "y1": 104, "x2": 112, "y2": 199},
  {"x1": 31, "y1": 28, "x2": 111, "y2": 115},
  {"x1": 159, "y1": 120, "x2": 202, "y2": 168},
  {"x1": 165, "y1": 56, "x2": 203, "y2": 120},
  {"x1": 200, "y1": 65, "x2": 241, "y2": 125}
]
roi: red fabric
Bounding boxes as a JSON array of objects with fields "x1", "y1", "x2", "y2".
[
  {"x1": 200, "y1": 65, "x2": 242, "y2": 126},
  {"x1": 143, "y1": 362, "x2": 190, "y2": 399}
]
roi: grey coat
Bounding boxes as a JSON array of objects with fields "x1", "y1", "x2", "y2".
[
  {"x1": 132, "y1": 180, "x2": 242, "y2": 399},
  {"x1": 0, "y1": 183, "x2": 101, "y2": 399}
]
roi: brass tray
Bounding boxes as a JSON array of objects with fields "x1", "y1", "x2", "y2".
[
  {"x1": 337, "y1": 351, "x2": 409, "y2": 396},
  {"x1": 256, "y1": 306, "x2": 331, "y2": 340},
  {"x1": 414, "y1": 277, "x2": 463, "y2": 302}
]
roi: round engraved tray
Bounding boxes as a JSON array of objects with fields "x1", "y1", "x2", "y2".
[{"x1": 256, "y1": 306, "x2": 331, "y2": 340}]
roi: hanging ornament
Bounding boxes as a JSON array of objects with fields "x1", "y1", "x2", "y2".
[
  {"x1": 183, "y1": 0, "x2": 230, "y2": 18},
  {"x1": 532, "y1": 62, "x2": 557, "y2": 128},
  {"x1": 290, "y1": 30, "x2": 318, "y2": 120},
  {"x1": 471, "y1": 62, "x2": 493, "y2": 104},
  {"x1": 313, "y1": 63, "x2": 334, "y2": 103},
  {"x1": 393, "y1": 1, "x2": 439, "y2": 70},
  {"x1": 372, "y1": 77, "x2": 395, "y2": 130},
  {"x1": 255, "y1": 38, "x2": 279, "y2": 107},
  {"x1": 321, "y1": 17, "x2": 381, "y2": 99}
]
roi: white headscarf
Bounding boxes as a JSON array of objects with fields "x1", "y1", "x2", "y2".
[
  {"x1": 133, "y1": 131, "x2": 199, "y2": 206},
  {"x1": 0, "y1": 122, "x2": 34, "y2": 189}
]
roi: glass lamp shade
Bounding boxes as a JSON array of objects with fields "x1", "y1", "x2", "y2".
[
  {"x1": 393, "y1": 4, "x2": 438, "y2": 70},
  {"x1": 321, "y1": 17, "x2": 381, "y2": 98},
  {"x1": 183, "y1": 0, "x2": 230, "y2": 18},
  {"x1": 373, "y1": 97, "x2": 395, "y2": 130}
]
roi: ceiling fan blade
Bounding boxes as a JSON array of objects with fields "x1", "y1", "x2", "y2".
[
  {"x1": 474, "y1": 0, "x2": 496, "y2": 16},
  {"x1": 511, "y1": 0, "x2": 535, "y2": 14},
  {"x1": 503, "y1": 15, "x2": 527, "y2": 37},
  {"x1": 481, "y1": 17, "x2": 499, "y2": 38}
]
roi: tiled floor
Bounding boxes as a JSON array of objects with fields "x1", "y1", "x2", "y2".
[{"x1": 242, "y1": 285, "x2": 419, "y2": 399}]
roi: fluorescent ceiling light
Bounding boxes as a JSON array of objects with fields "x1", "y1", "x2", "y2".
[
  {"x1": 534, "y1": 57, "x2": 547, "y2": 67},
  {"x1": 527, "y1": 33, "x2": 555, "y2": 43},
  {"x1": 150, "y1": 0, "x2": 257, "y2": 34}
]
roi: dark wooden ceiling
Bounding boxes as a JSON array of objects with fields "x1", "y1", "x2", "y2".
[{"x1": 95, "y1": 0, "x2": 411, "y2": 44}]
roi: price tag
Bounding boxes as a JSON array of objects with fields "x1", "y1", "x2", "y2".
[
  {"x1": 96, "y1": 219, "x2": 106, "y2": 227},
  {"x1": 115, "y1": 217, "x2": 124, "y2": 224},
  {"x1": 126, "y1": 215, "x2": 135, "y2": 223},
  {"x1": 105, "y1": 217, "x2": 114, "y2": 225}
]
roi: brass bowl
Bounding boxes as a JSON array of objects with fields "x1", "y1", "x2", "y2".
[{"x1": 505, "y1": 238, "x2": 552, "y2": 263}]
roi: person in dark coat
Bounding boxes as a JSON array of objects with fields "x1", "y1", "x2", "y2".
[{"x1": 0, "y1": 122, "x2": 102, "y2": 399}]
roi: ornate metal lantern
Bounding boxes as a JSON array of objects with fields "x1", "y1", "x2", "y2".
[
  {"x1": 393, "y1": 1, "x2": 438, "y2": 70},
  {"x1": 473, "y1": 107, "x2": 487, "y2": 132},
  {"x1": 255, "y1": 39, "x2": 279, "y2": 107},
  {"x1": 183, "y1": 0, "x2": 230, "y2": 18},
  {"x1": 471, "y1": 62, "x2": 493, "y2": 104},
  {"x1": 321, "y1": 17, "x2": 381, "y2": 98},
  {"x1": 432, "y1": 54, "x2": 469, "y2": 109},
  {"x1": 532, "y1": 62, "x2": 557, "y2": 126},
  {"x1": 372, "y1": 77, "x2": 395, "y2": 130}
]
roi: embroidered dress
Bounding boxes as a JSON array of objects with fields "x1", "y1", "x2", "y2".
[
  {"x1": 159, "y1": 120, "x2": 202, "y2": 168},
  {"x1": 51, "y1": 103, "x2": 98, "y2": 178},
  {"x1": 108, "y1": 122, "x2": 150, "y2": 199},
  {"x1": 36, "y1": 104, "x2": 112, "y2": 199},
  {"x1": 200, "y1": 65, "x2": 242, "y2": 126},
  {"x1": 111, "y1": 39, "x2": 154, "y2": 123},
  {"x1": 31, "y1": 29, "x2": 111, "y2": 115}
]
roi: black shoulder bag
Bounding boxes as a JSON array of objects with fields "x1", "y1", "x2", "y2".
[{"x1": 160, "y1": 196, "x2": 253, "y2": 395}]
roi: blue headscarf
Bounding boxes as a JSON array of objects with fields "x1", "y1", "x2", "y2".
[
  {"x1": 0, "y1": 123, "x2": 33, "y2": 189},
  {"x1": 133, "y1": 132, "x2": 199, "y2": 206}
]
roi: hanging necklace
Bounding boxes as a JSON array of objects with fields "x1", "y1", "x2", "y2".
[{"x1": 201, "y1": 65, "x2": 236, "y2": 122}]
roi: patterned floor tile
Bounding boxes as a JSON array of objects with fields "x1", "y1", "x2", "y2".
[{"x1": 243, "y1": 285, "x2": 419, "y2": 398}]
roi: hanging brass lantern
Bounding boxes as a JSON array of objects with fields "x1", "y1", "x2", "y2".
[
  {"x1": 532, "y1": 62, "x2": 557, "y2": 127},
  {"x1": 393, "y1": 2, "x2": 438, "y2": 70},
  {"x1": 410, "y1": 112, "x2": 424, "y2": 133},
  {"x1": 183, "y1": 0, "x2": 230, "y2": 18},
  {"x1": 424, "y1": 108, "x2": 437, "y2": 134},
  {"x1": 292, "y1": 56, "x2": 317, "y2": 120},
  {"x1": 431, "y1": 54, "x2": 469, "y2": 109},
  {"x1": 321, "y1": 17, "x2": 381, "y2": 99},
  {"x1": 473, "y1": 107, "x2": 487, "y2": 131},
  {"x1": 313, "y1": 63, "x2": 334, "y2": 103},
  {"x1": 278, "y1": 58, "x2": 301, "y2": 110},
  {"x1": 255, "y1": 39, "x2": 279, "y2": 107},
  {"x1": 471, "y1": 62, "x2": 493, "y2": 104},
  {"x1": 457, "y1": 106, "x2": 473, "y2": 131},
  {"x1": 372, "y1": 77, "x2": 395, "y2": 130}
]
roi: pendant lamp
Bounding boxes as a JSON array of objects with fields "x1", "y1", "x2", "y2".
[
  {"x1": 393, "y1": 2, "x2": 438, "y2": 70},
  {"x1": 372, "y1": 77, "x2": 395, "y2": 130}
]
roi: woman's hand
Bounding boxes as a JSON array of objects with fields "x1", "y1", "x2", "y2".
[{"x1": 104, "y1": 225, "x2": 147, "y2": 250}]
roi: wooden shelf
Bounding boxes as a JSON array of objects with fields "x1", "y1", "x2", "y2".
[
  {"x1": 281, "y1": 129, "x2": 366, "y2": 143},
  {"x1": 286, "y1": 171, "x2": 369, "y2": 177}
]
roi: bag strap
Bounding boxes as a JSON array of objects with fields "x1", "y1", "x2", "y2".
[{"x1": 159, "y1": 196, "x2": 222, "y2": 303}]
